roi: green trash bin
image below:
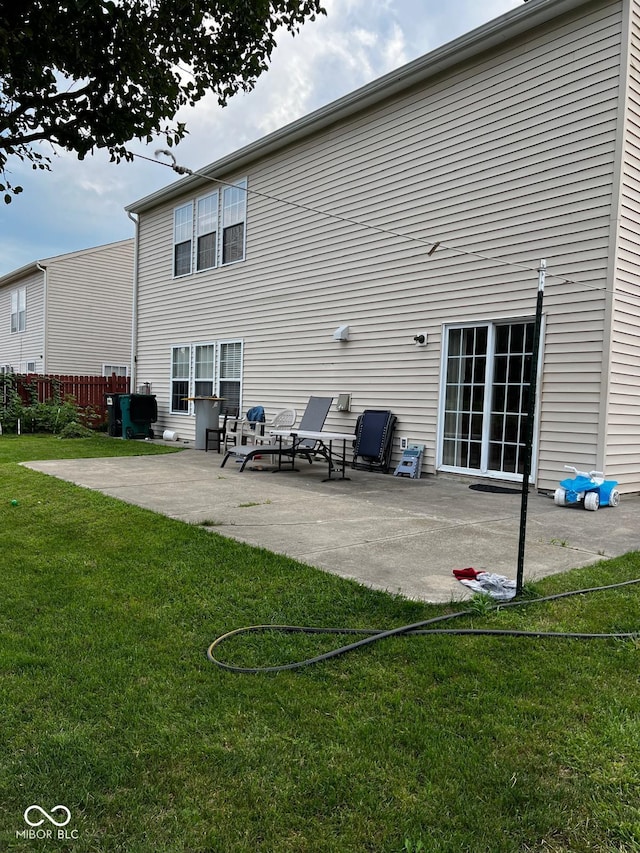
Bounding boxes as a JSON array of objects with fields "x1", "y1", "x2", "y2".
[{"x1": 120, "y1": 394, "x2": 157, "y2": 439}]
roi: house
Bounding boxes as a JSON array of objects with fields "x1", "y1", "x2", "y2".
[
  {"x1": 126, "y1": 0, "x2": 640, "y2": 494},
  {"x1": 0, "y1": 239, "x2": 134, "y2": 377}
]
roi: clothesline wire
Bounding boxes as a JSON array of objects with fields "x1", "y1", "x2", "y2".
[{"x1": 130, "y1": 150, "x2": 608, "y2": 293}]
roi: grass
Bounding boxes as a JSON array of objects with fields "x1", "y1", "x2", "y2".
[
  {"x1": 1, "y1": 436, "x2": 639, "y2": 852},
  {"x1": 0, "y1": 432, "x2": 181, "y2": 464}
]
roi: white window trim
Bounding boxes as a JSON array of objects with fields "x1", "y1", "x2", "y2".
[
  {"x1": 170, "y1": 343, "x2": 192, "y2": 414},
  {"x1": 172, "y1": 179, "x2": 247, "y2": 278},
  {"x1": 11, "y1": 287, "x2": 26, "y2": 333},
  {"x1": 221, "y1": 179, "x2": 247, "y2": 267},
  {"x1": 102, "y1": 364, "x2": 129, "y2": 377},
  {"x1": 173, "y1": 202, "x2": 194, "y2": 278},
  {"x1": 193, "y1": 341, "x2": 216, "y2": 398},
  {"x1": 195, "y1": 191, "x2": 219, "y2": 273},
  {"x1": 217, "y1": 339, "x2": 244, "y2": 412},
  {"x1": 436, "y1": 318, "x2": 544, "y2": 483},
  {"x1": 169, "y1": 340, "x2": 243, "y2": 416}
]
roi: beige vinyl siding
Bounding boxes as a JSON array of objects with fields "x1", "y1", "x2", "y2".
[
  {"x1": 46, "y1": 240, "x2": 134, "y2": 375},
  {"x1": 0, "y1": 268, "x2": 45, "y2": 371},
  {"x1": 606, "y1": 0, "x2": 640, "y2": 489},
  {"x1": 135, "y1": 0, "x2": 622, "y2": 489}
]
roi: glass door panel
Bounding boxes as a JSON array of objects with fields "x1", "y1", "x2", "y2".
[
  {"x1": 441, "y1": 321, "x2": 535, "y2": 478},
  {"x1": 442, "y1": 326, "x2": 487, "y2": 470},
  {"x1": 487, "y1": 322, "x2": 533, "y2": 476}
]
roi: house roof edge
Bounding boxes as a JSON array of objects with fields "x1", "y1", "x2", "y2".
[
  {"x1": 0, "y1": 237, "x2": 135, "y2": 288},
  {"x1": 125, "y1": 0, "x2": 593, "y2": 214}
]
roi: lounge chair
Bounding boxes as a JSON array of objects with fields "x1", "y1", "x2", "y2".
[
  {"x1": 220, "y1": 396, "x2": 333, "y2": 471},
  {"x1": 351, "y1": 409, "x2": 397, "y2": 473}
]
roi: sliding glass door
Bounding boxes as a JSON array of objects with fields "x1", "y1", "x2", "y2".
[{"x1": 440, "y1": 321, "x2": 536, "y2": 478}]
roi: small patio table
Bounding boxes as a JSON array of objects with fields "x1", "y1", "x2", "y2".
[{"x1": 270, "y1": 428, "x2": 352, "y2": 481}]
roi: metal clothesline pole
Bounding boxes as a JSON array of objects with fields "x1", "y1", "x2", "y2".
[{"x1": 516, "y1": 259, "x2": 546, "y2": 596}]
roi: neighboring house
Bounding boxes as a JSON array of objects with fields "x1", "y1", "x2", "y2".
[
  {"x1": 0, "y1": 239, "x2": 134, "y2": 377},
  {"x1": 126, "y1": 0, "x2": 640, "y2": 493}
]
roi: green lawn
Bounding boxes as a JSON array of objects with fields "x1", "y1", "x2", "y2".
[
  {"x1": 0, "y1": 432, "x2": 181, "y2": 463},
  {"x1": 1, "y1": 436, "x2": 638, "y2": 852}
]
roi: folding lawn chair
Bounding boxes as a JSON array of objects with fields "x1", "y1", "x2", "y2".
[{"x1": 351, "y1": 409, "x2": 397, "y2": 473}]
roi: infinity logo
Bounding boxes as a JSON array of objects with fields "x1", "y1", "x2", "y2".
[{"x1": 24, "y1": 805, "x2": 71, "y2": 828}]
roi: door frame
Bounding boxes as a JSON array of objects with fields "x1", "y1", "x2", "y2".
[{"x1": 436, "y1": 316, "x2": 545, "y2": 482}]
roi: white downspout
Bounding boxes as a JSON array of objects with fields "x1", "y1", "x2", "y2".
[
  {"x1": 127, "y1": 211, "x2": 139, "y2": 392},
  {"x1": 36, "y1": 262, "x2": 47, "y2": 372}
]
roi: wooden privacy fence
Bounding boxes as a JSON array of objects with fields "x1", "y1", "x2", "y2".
[{"x1": 13, "y1": 373, "x2": 130, "y2": 418}]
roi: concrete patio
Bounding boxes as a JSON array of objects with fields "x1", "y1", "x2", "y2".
[{"x1": 24, "y1": 447, "x2": 640, "y2": 602}]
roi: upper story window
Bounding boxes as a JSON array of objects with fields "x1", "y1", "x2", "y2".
[
  {"x1": 173, "y1": 179, "x2": 247, "y2": 277},
  {"x1": 11, "y1": 287, "x2": 26, "y2": 333},
  {"x1": 174, "y1": 203, "x2": 193, "y2": 277},
  {"x1": 196, "y1": 192, "x2": 218, "y2": 272},
  {"x1": 222, "y1": 180, "x2": 247, "y2": 265}
]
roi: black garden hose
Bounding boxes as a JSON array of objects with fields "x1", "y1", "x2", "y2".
[{"x1": 207, "y1": 577, "x2": 640, "y2": 674}]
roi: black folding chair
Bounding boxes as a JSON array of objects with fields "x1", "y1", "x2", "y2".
[{"x1": 351, "y1": 410, "x2": 397, "y2": 473}]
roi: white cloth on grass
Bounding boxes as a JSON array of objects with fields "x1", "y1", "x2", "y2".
[{"x1": 457, "y1": 572, "x2": 517, "y2": 601}]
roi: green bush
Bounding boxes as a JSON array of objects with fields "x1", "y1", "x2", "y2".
[
  {"x1": 57, "y1": 421, "x2": 95, "y2": 438},
  {"x1": 0, "y1": 376, "x2": 90, "y2": 434},
  {"x1": 20, "y1": 400, "x2": 79, "y2": 433}
]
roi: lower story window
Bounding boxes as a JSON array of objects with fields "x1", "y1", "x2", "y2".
[
  {"x1": 170, "y1": 340, "x2": 243, "y2": 414},
  {"x1": 103, "y1": 364, "x2": 128, "y2": 377},
  {"x1": 194, "y1": 344, "x2": 215, "y2": 396},
  {"x1": 218, "y1": 341, "x2": 242, "y2": 412},
  {"x1": 171, "y1": 346, "x2": 191, "y2": 413}
]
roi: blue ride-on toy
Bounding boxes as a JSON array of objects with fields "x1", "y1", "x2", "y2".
[{"x1": 553, "y1": 466, "x2": 620, "y2": 511}]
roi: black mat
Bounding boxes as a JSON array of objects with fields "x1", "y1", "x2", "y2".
[{"x1": 469, "y1": 484, "x2": 521, "y2": 494}]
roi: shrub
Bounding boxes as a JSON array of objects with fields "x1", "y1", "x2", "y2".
[
  {"x1": 0, "y1": 374, "x2": 104, "y2": 434},
  {"x1": 58, "y1": 421, "x2": 95, "y2": 439},
  {"x1": 20, "y1": 399, "x2": 79, "y2": 433}
]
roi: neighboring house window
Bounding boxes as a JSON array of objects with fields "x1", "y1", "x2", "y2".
[
  {"x1": 222, "y1": 180, "x2": 247, "y2": 265},
  {"x1": 103, "y1": 364, "x2": 128, "y2": 377},
  {"x1": 20, "y1": 361, "x2": 36, "y2": 374},
  {"x1": 11, "y1": 287, "x2": 26, "y2": 333},
  {"x1": 170, "y1": 345, "x2": 191, "y2": 413},
  {"x1": 174, "y1": 202, "x2": 193, "y2": 277},
  {"x1": 169, "y1": 340, "x2": 243, "y2": 414},
  {"x1": 196, "y1": 193, "x2": 218, "y2": 272},
  {"x1": 194, "y1": 343, "x2": 215, "y2": 396},
  {"x1": 218, "y1": 341, "x2": 242, "y2": 411}
]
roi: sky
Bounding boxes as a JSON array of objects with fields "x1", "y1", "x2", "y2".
[{"x1": 0, "y1": 0, "x2": 523, "y2": 278}]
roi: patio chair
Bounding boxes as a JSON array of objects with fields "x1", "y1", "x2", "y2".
[
  {"x1": 351, "y1": 409, "x2": 397, "y2": 473},
  {"x1": 237, "y1": 408, "x2": 298, "y2": 465},
  {"x1": 220, "y1": 396, "x2": 333, "y2": 471},
  {"x1": 224, "y1": 405, "x2": 265, "y2": 450}
]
